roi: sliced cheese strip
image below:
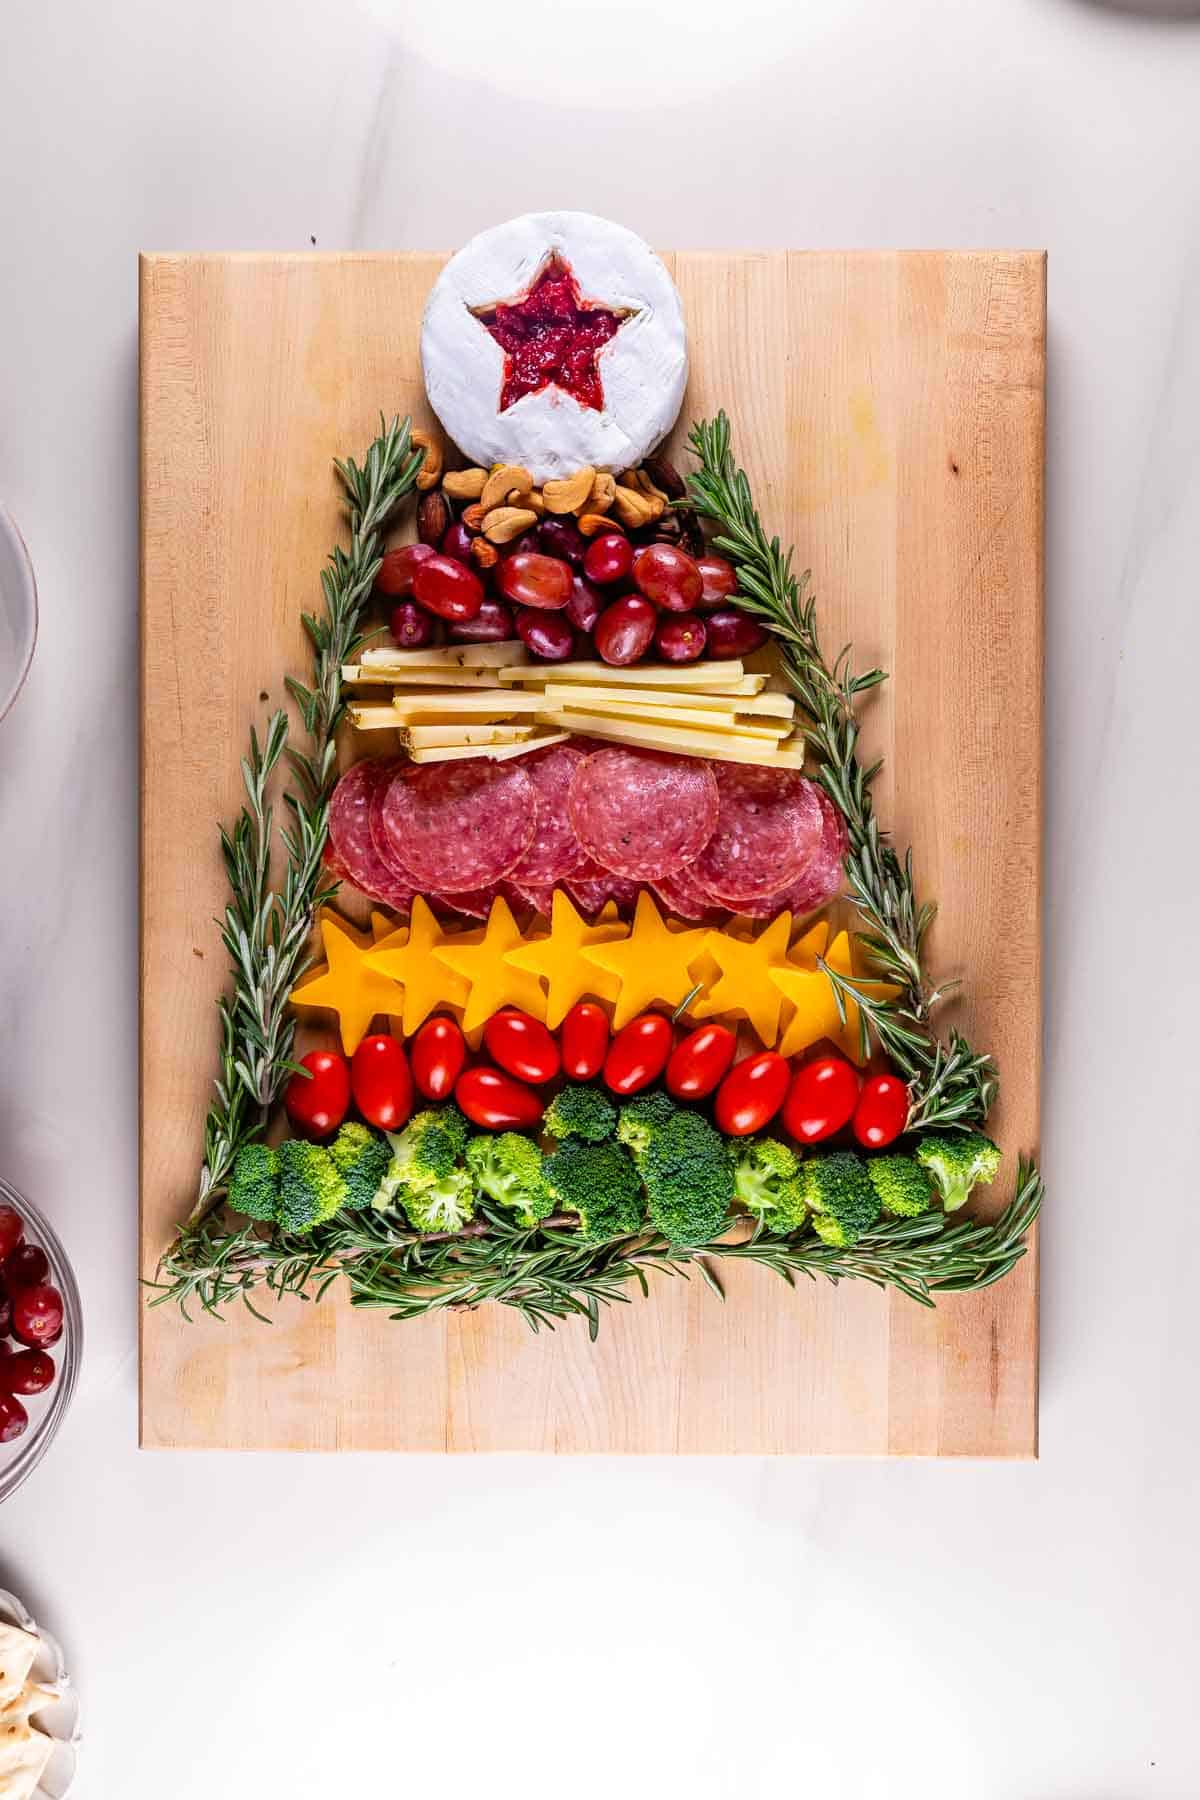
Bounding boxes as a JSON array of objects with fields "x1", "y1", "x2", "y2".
[
  {"x1": 540, "y1": 681, "x2": 794, "y2": 718},
  {"x1": 407, "y1": 730, "x2": 570, "y2": 764},
  {"x1": 378, "y1": 667, "x2": 505, "y2": 688},
  {"x1": 349, "y1": 705, "x2": 407, "y2": 730},
  {"x1": 0, "y1": 1628, "x2": 38, "y2": 1713},
  {"x1": 403, "y1": 723, "x2": 534, "y2": 748},
  {"x1": 392, "y1": 690, "x2": 546, "y2": 718},
  {"x1": 545, "y1": 695, "x2": 793, "y2": 738},
  {"x1": 539, "y1": 709, "x2": 807, "y2": 767},
  {"x1": 499, "y1": 659, "x2": 745, "y2": 690},
  {"x1": 358, "y1": 641, "x2": 526, "y2": 670}
]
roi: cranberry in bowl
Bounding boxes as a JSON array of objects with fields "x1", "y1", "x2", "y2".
[{"x1": 0, "y1": 1178, "x2": 81, "y2": 1505}]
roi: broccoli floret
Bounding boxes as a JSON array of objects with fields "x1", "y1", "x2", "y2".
[
  {"x1": 914, "y1": 1131, "x2": 1002, "y2": 1213},
  {"x1": 543, "y1": 1084, "x2": 617, "y2": 1144},
  {"x1": 639, "y1": 1109, "x2": 733, "y2": 1247},
  {"x1": 800, "y1": 1151, "x2": 880, "y2": 1248},
  {"x1": 375, "y1": 1107, "x2": 467, "y2": 1212},
  {"x1": 329, "y1": 1121, "x2": 392, "y2": 1210},
  {"x1": 544, "y1": 1141, "x2": 644, "y2": 1244},
  {"x1": 615, "y1": 1090, "x2": 677, "y2": 1160},
  {"x1": 402, "y1": 1168, "x2": 476, "y2": 1234},
  {"x1": 276, "y1": 1139, "x2": 347, "y2": 1235},
  {"x1": 866, "y1": 1154, "x2": 934, "y2": 1218},
  {"x1": 733, "y1": 1137, "x2": 806, "y2": 1232},
  {"x1": 466, "y1": 1132, "x2": 556, "y2": 1227},
  {"x1": 227, "y1": 1142, "x2": 279, "y2": 1223}
]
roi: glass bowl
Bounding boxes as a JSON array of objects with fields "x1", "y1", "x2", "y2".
[
  {"x1": 0, "y1": 505, "x2": 38, "y2": 724},
  {"x1": 0, "y1": 1179, "x2": 82, "y2": 1506}
]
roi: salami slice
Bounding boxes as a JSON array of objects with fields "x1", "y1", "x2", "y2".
[
  {"x1": 565, "y1": 861, "x2": 644, "y2": 918},
  {"x1": 506, "y1": 742, "x2": 592, "y2": 886},
  {"x1": 706, "y1": 786, "x2": 850, "y2": 920},
  {"x1": 690, "y1": 766, "x2": 823, "y2": 905},
  {"x1": 428, "y1": 885, "x2": 498, "y2": 921},
  {"x1": 367, "y1": 757, "x2": 421, "y2": 882},
  {"x1": 651, "y1": 865, "x2": 727, "y2": 924},
  {"x1": 507, "y1": 880, "x2": 557, "y2": 917},
  {"x1": 379, "y1": 759, "x2": 537, "y2": 893},
  {"x1": 566, "y1": 749, "x2": 719, "y2": 882},
  {"x1": 328, "y1": 761, "x2": 419, "y2": 912}
]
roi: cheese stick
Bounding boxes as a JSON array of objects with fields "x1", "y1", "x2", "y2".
[
  {"x1": 559, "y1": 698, "x2": 793, "y2": 740},
  {"x1": 499, "y1": 659, "x2": 746, "y2": 689},
  {"x1": 540, "y1": 682, "x2": 794, "y2": 718},
  {"x1": 402, "y1": 723, "x2": 534, "y2": 747},
  {"x1": 356, "y1": 641, "x2": 526, "y2": 670},
  {"x1": 390, "y1": 689, "x2": 545, "y2": 719},
  {"x1": 537, "y1": 709, "x2": 807, "y2": 767},
  {"x1": 407, "y1": 730, "x2": 569, "y2": 764}
]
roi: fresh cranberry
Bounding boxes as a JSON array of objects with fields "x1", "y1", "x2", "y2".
[
  {"x1": 0, "y1": 1393, "x2": 29, "y2": 1442},
  {"x1": 3, "y1": 1349, "x2": 54, "y2": 1396},
  {"x1": 11, "y1": 1284, "x2": 64, "y2": 1349},
  {"x1": 0, "y1": 1205, "x2": 23, "y2": 1262},
  {"x1": 3, "y1": 1245, "x2": 49, "y2": 1293}
]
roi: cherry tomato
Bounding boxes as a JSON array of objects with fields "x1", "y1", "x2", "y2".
[
  {"x1": 283, "y1": 1049, "x2": 351, "y2": 1138},
  {"x1": 11, "y1": 1284, "x2": 64, "y2": 1349},
  {"x1": 603, "y1": 1014, "x2": 673, "y2": 1096},
  {"x1": 714, "y1": 1051, "x2": 790, "y2": 1136},
  {"x1": 3, "y1": 1244, "x2": 49, "y2": 1293},
  {"x1": 410, "y1": 1016, "x2": 467, "y2": 1101},
  {"x1": 666, "y1": 1024, "x2": 737, "y2": 1100},
  {"x1": 483, "y1": 1010, "x2": 561, "y2": 1085},
  {"x1": 561, "y1": 1002, "x2": 609, "y2": 1080},
  {"x1": 852, "y1": 1072, "x2": 909, "y2": 1149},
  {"x1": 0, "y1": 1393, "x2": 29, "y2": 1443},
  {"x1": 455, "y1": 1065, "x2": 544, "y2": 1130},
  {"x1": 351, "y1": 1034, "x2": 413, "y2": 1132},
  {"x1": 782, "y1": 1055, "x2": 861, "y2": 1144},
  {"x1": 2, "y1": 1348, "x2": 55, "y2": 1397},
  {"x1": 0, "y1": 1204, "x2": 24, "y2": 1262}
]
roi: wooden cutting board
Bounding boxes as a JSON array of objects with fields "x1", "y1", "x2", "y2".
[{"x1": 139, "y1": 250, "x2": 1044, "y2": 1456}]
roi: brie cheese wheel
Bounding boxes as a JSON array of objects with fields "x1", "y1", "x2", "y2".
[
  {"x1": 421, "y1": 211, "x2": 688, "y2": 483},
  {"x1": 0, "y1": 1630, "x2": 37, "y2": 1717}
]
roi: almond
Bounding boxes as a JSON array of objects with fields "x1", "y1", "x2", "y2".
[
  {"x1": 577, "y1": 511, "x2": 624, "y2": 538},
  {"x1": 470, "y1": 537, "x2": 500, "y2": 569},
  {"x1": 417, "y1": 490, "x2": 451, "y2": 547},
  {"x1": 462, "y1": 503, "x2": 487, "y2": 532}
]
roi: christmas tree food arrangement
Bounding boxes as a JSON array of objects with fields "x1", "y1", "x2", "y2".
[{"x1": 151, "y1": 213, "x2": 1041, "y2": 1338}]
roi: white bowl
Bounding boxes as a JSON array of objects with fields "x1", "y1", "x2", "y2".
[
  {"x1": 0, "y1": 506, "x2": 37, "y2": 724},
  {"x1": 0, "y1": 1588, "x2": 79, "y2": 1797}
]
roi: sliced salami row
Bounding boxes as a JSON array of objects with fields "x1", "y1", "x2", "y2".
[{"x1": 327, "y1": 746, "x2": 849, "y2": 926}]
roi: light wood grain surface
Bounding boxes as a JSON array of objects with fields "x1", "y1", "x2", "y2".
[{"x1": 139, "y1": 250, "x2": 1043, "y2": 1455}]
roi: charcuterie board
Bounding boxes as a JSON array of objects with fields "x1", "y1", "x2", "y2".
[{"x1": 140, "y1": 248, "x2": 1043, "y2": 1455}]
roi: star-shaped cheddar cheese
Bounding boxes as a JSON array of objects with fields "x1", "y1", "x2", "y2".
[
  {"x1": 581, "y1": 889, "x2": 710, "y2": 1031},
  {"x1": 369, "y1": 911, "x2": 409, "y2": 1036},
  {"x1": 503, "y1": 890, "x2": 625, "y2": 1029},
  {"x1": 365, "y1": 896, "x2": 480, "y2": 1037},
  {"x1": 289, "y1": 912, "x2": 406, "y2": 1055},
  {"x1": 691, "y1": 909, "x2": 796, "y2": 1046},
  {"x1": 433, "y1": 895, "x2": 549, "y2": 1033},
  {"x1": 769, "y1": 926, "x2": 903, "y2": 1063}
]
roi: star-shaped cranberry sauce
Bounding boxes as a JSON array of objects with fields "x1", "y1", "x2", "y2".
[{"x1": 474, "y1": 254, "x2": 632, "y2": 413}]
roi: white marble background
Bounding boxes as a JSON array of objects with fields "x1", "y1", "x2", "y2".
[{"x1": 1, "y1": 0, "x2": 1199, "y2": 1793}]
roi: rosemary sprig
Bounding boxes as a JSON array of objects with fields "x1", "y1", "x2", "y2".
[
  {"x1": 685, "y1": 412, "x2": 997, "y2": 1130},
  {"x1": 152, "y1": 1163, "x2": 1042, "y2": 1337},
  {"x1": 191, "y1": 417, "x2": 423, "y2": 1224}
]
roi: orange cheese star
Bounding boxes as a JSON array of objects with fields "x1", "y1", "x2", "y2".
[
  {"x1": 289, "y1": 912, "x2": 406, "y2": 1055},
  {"x1": 433, "y1": 895, "x2": 549, "y2": 1033},
  {"x1": 503, "y1": 889, "x2": 625, "y2": 1029},
  {"x1": 369, "y1": 911, "x2": 408, "y2": 1036},
  {"x1": 580, "y1": 890, "x2": 710, "y2": 1031},
  {"x1": 692, "y1": 909, "x2": 796, "y2": 1046},
  {"x1": 365, "y1": 896, "x2": 478, "y2": 1037},
  {"x1": 769, "y1": 926, "x2": 902, "y2": 1062}
]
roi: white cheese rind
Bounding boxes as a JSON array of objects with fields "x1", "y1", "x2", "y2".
[{"x1": 421, "y1": 211, "x2": 688, "y2": 483}]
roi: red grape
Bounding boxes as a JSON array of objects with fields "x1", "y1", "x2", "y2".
[
  {"x1": 374, "y1": 543, "x2": 434, "y2": 598},
  {"x1": 0, "y1": 1205, "x2": 23, "y2": 1262},
  {"x1": 538, "y1": 517, "x2": 586, "y2": 566},
  {"x1": 3, "y1": 1348, "x2": 54, "y2": 1397},
  {"x1": 413, "y1": 554, "x2": 485, "y2": 623},
  {"x1": 498, "y1": 528, "x2": 539, "y2": 559},
  {"x1": 447, "y1": 598, "x2": 515, "y2": 642},
  {"x1": 515, "y1": 609, "x2": 575, "y2": 660},
  {"x1": 583, "y1": 532, "x2": 633, "y2": 586},
  {"x1": 496, "y1": 553, "x2": 572, "y2": 611},
  {"x1": 695, "y1": 553, "x2": 737, "y2": 608},
  {"x1": 593, "y1": 594, "x2": 656, "y2": 666},
  {"x1": 389, "y1": 601, "x2": 437, "y2": 650},
  {"x1": 439, "y1": 521, "x2": 475, "y2": 566},
  {"x1": 11, "y1": 1284, "x2": 65, "y2": 1348},
  {"x1": 656, "y1": 612, "x2": 707, "y2": 663},
  {"x1": 632, "y1": 543, "x2": 703, "y2": 612},
  {"x1": 0, "y1": 1394, "x2": 28, "y2": 1443},
  {"x1": 565, "y1": 573, "x2": 603, "y2": 635},
  {"x1": 4, "y1": 1245, "x2": 49, "y2": 1293},
  {"x1": 704, "y1": 608, "x2": 769, "y2": 658}
]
